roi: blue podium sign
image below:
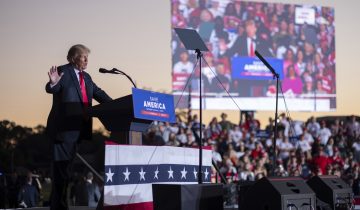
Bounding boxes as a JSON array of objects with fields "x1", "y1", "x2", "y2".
[
  {"x1": 231, "y1": 57, "x2": 284, "y2": 80},
  {"x1": 132, "y1": 88, "x2": 176, "y2": 123}
]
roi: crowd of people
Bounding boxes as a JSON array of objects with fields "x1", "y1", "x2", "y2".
[
  {"x1": 143, "y1": 113, "x2": 360, "y2": 195},
  {"x1": 172, "y1": 0, "x2": 336, "y2": 97},
  {"x1": 1, "y1": 113, "x2": 360, "y2": 208},
  {"x1": 0, "y1": 170, "x2": 100, "y2": 208}
]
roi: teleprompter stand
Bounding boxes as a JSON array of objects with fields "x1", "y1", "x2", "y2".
[
  {"x1": 151, "y1": 28, "x2": 223, "y2": 210},
  {"x1": 174, "y1": 27, "x2": 209, "y2": 184}
]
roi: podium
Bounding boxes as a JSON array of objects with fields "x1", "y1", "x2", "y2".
[
  {"x1": 88, "y1": 88, "x2": 223, "y2": 210},
  {"x1": 88, "y1": 94, "x2": 152, "y2": 144}
]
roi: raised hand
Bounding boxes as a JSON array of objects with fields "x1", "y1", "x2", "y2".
[{"x1": 48, "y1": 66, "x2": 63, "y2": 85}]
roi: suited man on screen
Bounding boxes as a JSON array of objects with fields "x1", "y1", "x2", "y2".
[
  {"x1": 219, "y1": 20, "x2": 273, "y2": 96},
  {"x1": 220, "y1": 19, "x2": 272, "y2": 58},
  {"x1": 45, "y1": 44, "x2": 112, "y2": 210}
]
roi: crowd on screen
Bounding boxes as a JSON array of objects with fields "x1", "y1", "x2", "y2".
[
  {"x1": 144, "y1": 113, "x2": 360, "y2": 194},
  {"x1": 172, "y1": 0, "x2": 336, "y2": 97}
]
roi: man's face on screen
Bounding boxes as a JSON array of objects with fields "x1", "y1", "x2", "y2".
[
  {"x1": 74, "y1": 53, "x2": 88, "y2": 71},
  {"x1": 246, "y1": 22, "x2": 256, "y2": 38}
]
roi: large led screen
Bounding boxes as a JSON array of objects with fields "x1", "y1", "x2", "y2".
[{"x1": 171, "y1": 1, "x2": 335, "y2": 111}]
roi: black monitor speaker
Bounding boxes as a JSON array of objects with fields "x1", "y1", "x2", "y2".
[{"x1": 242, "y1": 177, "x2": 316, "y2": 210}]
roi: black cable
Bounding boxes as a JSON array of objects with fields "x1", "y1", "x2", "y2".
[
  {"x1": 278, "y1": 80, "x2": 301, "y2": 140},
  {"x1": 212, "y1": 160, "x2": 227, "y2": 184},
  {"x1": 174, "y1": 52, "x2": 242, "y2": 112},
  {"x1": 201, "y1": 57, "x2": 242, "y2": 112},
  {"x1": 174, "y1": 58, "x2": 199, "y2": 109},
  {"x1": 179, "y1": 53, "x2": 243, "y2": 183}
]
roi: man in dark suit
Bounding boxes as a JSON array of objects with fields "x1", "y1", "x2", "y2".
[
  {"x1": 45, "y1": 44, "x2": 112, "y2": 210},
  {"x1": 18, "y1": 172, "x2": 39, "y2": 208},
  {"x1": 220, "y1": 20, "x2": 273, "y2": 96},
  {"x1": 85, "y1": 172, "x2": 101, "y2": 207},
  {"x1": 221, "y1": 19, "x2": 273, "y2": 58}
]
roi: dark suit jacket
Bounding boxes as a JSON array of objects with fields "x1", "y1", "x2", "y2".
[
  {"x1": 86, "y1": 182, "x2": 100, "y2": 207},
  {"x1": 220, "y1": 35, "x2": 273, "y2": 96},
  {"x1": 18, "y1": 184, "x2": 39, "y2": 208},
  {"x1": 223, "y1": 35, "x2": 273, "y2": 58},
  {"x1": 45, "y1": 63, "x2": 112, "y2": 161}
]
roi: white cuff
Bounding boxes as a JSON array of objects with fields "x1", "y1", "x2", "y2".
[{"x1": 50, "y1": 81, "x2": 59, "y2": 88}]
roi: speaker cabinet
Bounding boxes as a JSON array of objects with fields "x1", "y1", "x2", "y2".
[
  {"x1": 307, "y1": 175, "x2": 353, "y2": 210},
  {"x1": 152, "y1": 184, "x2": 223, "y2": 210},
  {"x1": 242, "y1": 177, "x2": 316, "y2": 210}
]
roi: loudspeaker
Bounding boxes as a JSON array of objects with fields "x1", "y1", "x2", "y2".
[
  {"x1": 152, "y1": 184, "x2": 223, "y2": 210},
  {"x1": 307, "y1": 175, "x2": 353, "y2": 210},
  {"x1": 237, "y1": 181, "x2": 255, "y2": 210},
  {"x1": 242, "y1": 177, "x2": 316, "y2": 210}
]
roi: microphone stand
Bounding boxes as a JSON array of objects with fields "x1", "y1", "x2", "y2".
[
  {"x1": 99, "y1": 68, "x2": 140, "y2": 145},
  {"x1": 255, "y1": 51, "x2": 279, "y2": 176},
  {"x1": 111, "y1": 68, "x2": 137, "y2": 88}
]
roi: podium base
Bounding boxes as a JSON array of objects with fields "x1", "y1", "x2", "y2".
[{"x1": 152, "y1": 184, "x2": 223, "y2": 210}]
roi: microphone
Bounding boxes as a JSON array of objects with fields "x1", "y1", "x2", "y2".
[
  {"x1": 98, "y1": 67, "x2": 137, "y2": 88},
  {"x1": 99, "y1": 68, "x2": 120, "y2": 74}
]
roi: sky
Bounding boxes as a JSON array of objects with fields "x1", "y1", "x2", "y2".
[{"x1": 0, "y1": 0, "x2": 360, "y2": 128}]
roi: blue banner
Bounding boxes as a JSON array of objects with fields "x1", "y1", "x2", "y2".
[
  {"x1": 231, "y1": 57, "x2": 284, "y2": 80},
  {"x1": 132, "y1": 88, "x2": 176, "y2": 123}
]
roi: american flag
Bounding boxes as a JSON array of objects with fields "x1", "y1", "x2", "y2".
[{"x1": 103, "y1": 142, "x2": 212, "y2": 210}]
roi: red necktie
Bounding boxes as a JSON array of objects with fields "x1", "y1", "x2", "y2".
[
  {"x1": 79, "y1": 71, "x2": 89, "y2": 105},
  {"x1": 250, "y1": 40, "x2": 255, "y2": 57}
]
